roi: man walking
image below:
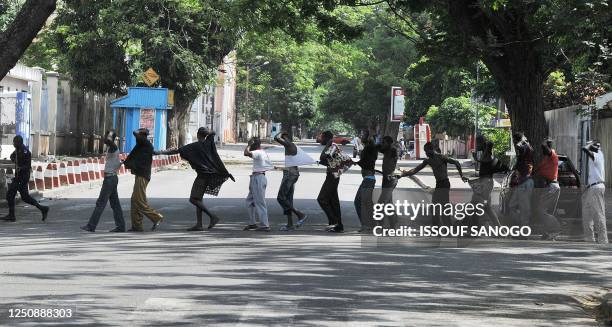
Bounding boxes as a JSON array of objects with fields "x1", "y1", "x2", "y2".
[
  {"x1": 2, "y1": 135, "x2": 49, "y2": 222},
  {"x1": 123, "y1": 128, "x2": 163, "y2": 232},
  {"x1": 80, "y1": 131, "x2": 125, "y2": 232},
  {"x1": 244, "y1": 137, "x2": 274, "y2": 231},
  {"x1": 354, "y1": 134, "x2": 378, "y2": 233},
  {"x1": 274, "y1": 131, "x2": 314, "y2": 231},
  {"x1": 534, "y1": 139, "x2": 561, "y2": 240},
  {"x1": 401, "y1": 142, "x2": 468, "y2": 226},
  {"x1": 317, "y1": 131, "x2": 353, "y2": 233},
  {"x1": 582, "y1": 140, "x2": 608, "y2": 244},
  {"x1": 376, "y1": 136, "x2": 400, "y2": 228},
  {"x1": 508, "y1": 132, "x2": 535, "y2": 231},
  {"x1": 158, "y1": 128, "x2": 234, "y2": 231}
]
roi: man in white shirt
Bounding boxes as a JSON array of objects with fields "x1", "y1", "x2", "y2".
[
  {"x1": 81, "y1": 130, "x2": 125, "y2": 232},
  {"x1": 582, "y1": 140, "x2": 608, "y2": 244},
  {"x1": 244, "y1": 137, "x2": 274, "y2": 231}
]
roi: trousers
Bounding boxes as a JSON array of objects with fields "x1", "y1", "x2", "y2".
[{"x1": 246, "y1": 174, "x2": 269, "y2": 227}]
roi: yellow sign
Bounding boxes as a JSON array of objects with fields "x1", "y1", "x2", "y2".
[
  {"x1": 142, "y1": 68, "x2": 160, "y2": 86},
  {"x1": 167, "y1": 89, "x2": 174, "y2": 106},
  {"x1": 495, "y1": 118, "x2": 512, "y2": 128}
]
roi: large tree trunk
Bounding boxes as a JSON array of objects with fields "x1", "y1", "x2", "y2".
[
  {"x1": 0, "y1": 0, "x2": 56, "y2": 79},
  {"x1": 167, "y1": 97, "x2": 191, "y2": 148},
  {"x1": 447, "y1": 0, "x2": 548, "y2": 158}
]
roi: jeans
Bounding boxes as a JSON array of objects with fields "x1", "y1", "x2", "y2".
[
  {"x1": 469, "y1": 177, "x2": 501, "y2": 226},
  {"x1": 377, "y1": 176, "x2": 399, "y2": 227},
  {"x1": 354, "y1": 177, "x2": 376, "y2": 229},
  {"x1": 131, "y1": 176, "x2": 163, "y2": 230},
  {"x1": 534, "y1": 182, "x2": 561, "y2": 235},
  {"x1": 582, "y1": 186, "x2": 608, "y2": 244},
  {"x1": 246, "y1": 174, "x2": 269, "y2": 227},
  {"x1": 6, "y1": 172, "x2": 42, "y2": 215},
  {"x1": 277, "y1": 167, "x2": 299, "y2": 215},
  {"x1": 317, "y1": 172, "x2": 341, "y2": 228},
  {"x1": 509, "y1": 178, "x2": 533, "y2": 227},
  {"x1": 86, "y1": 175, "x2": 125, "y2": 231}
]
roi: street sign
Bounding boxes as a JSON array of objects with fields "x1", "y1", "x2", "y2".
[
  {"x1": 390, "y1": 86, "x2": 405, "y2": 122},
  {"x1": 142, "y1": 68, "x2": 160, "y2": 86}
]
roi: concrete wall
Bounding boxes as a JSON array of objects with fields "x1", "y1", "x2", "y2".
[{"x1": 544, "y1": 105, "x2": 584, "y2": 166}]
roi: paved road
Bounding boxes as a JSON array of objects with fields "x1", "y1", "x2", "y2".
[{"x1": 0, "y1": 165, "x2": 610, "y2": 326}]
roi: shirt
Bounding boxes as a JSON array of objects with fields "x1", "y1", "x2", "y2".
[
  {"x1": 514, "y1": 142, "x2": 534, "y2": 179},
  {"x1": 285, "y1": 146, "x2": 315, "y2": 167},
  {"x1": 104, "y1": 148, "x2": 122, "y2": 174},
  {"x1": 357, "y1": 143, "x2": 377, "y2": 177},
  {"x1": 10, "y1": 147, "x2": 32, "y2": 177},
  {"x1": 536, "y1": 150, "x2": 558, "y2": 182},
  {"x1": 123, "y1": 139, "x2": 153, "y2": 180},
  {"x1": 587, "y1": 150, "x2": 605, "y2": 185},
  {"x1": 251, "y1": 149, "x2": 273, "y2": 173}
]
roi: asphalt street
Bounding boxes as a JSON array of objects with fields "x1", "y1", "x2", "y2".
[{"x1": 0, "y1": 150, "x2": 611, "y2": 326}]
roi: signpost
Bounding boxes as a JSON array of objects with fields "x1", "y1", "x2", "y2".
[
  {"x1": 142, "y1": 68, "x2": 160, "y2": 86},
  {"x1": 390, "y1": 86, "x2": 405, "y2": 122}
]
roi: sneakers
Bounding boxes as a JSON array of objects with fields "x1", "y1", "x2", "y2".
[
  {"x1": 40, "y1": 206, "x2": 49, "y2": 221},
  {"x1": 208, "y1": 215, "x2": 220, "y2": 229},
  {"x1": 279, "y1": 225, "x2": 295, "y2": 231},
  {"x1": 151, "y1": 216, "x2": 164, "y2": 231},
  {"x1": 296, "y1": 215, "x2": 308, "y2": 228},
  {"x1": 256, "y1": 226, "x2": 271, "y2": 232},
  {"x1": 187, "y1": 225, "x2": 205, "y2": 231},
  {"x1": 327, "y1": 224, "x2": 344, "y2": 233},
  {"x1": 109, "y1": 227, "x2": 125, "y2": 232},
  {"x1": 80, "y1": 225, "x2": 95, "y2": 232},
  {"x1": 243, "y1": 224, "x2": 258, "y2": 231},
  {"x1": 1, "y1": 214, "x2": 16, "y2": 222}
]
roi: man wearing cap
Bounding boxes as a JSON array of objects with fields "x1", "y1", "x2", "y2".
[
  {"x1": 2, "y1": 135, "x2": 49, "y2": 222},
  {"x1": 123, "y1": 128, "x2": 163, "y2": 232},
  {"x1": 582, "y1": 140, "x2": 608, "y2": 244},
  {"x1": 81, "y1": 130, "x2": 125, "y2": 232},
  {"x1": 157, "y1": 127, "x2": 234, "y2": 231}
]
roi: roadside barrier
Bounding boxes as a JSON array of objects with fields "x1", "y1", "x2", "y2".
[
  {"x1": 80, "y1": 159, "x2": 90, "y2": 182},
  {"x1": 35, "y1": 166, "x2": 45, "y2": 191},
  {"x1": 28, "y1": 166, "x2": 37, "y2": 191},
  {"x1": 58, "y1": 162, "x2": 69, "y2": 186}
]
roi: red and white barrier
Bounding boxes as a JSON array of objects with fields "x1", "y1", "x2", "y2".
[
  {"x1": 44, "y1": 163, "x2": 59, "y2": 189},
  {"x1": 58, "y1": 162, "x2": 69, "y2": 186},
  {"x1": 29, "y1": 166, "x2": 37, "y2": 191},
  {"x1": 67, "y1": 161, "x2": 76, "y2": 184},
  {"x1": 35, "y1": 166, "x2": 45, "y2": 191},
  {"x1": 92, "y1": 157, "x2": 101, "y2": 180},
  {"x1": 86, "y1": 158, "x2": 95, "y2": 181},
  {"x1": 80, "y1": 159, "x2": 90, "y2": 182},
  {"x1": 98, "y1": 157, "x2": 105, "y2": 177}
]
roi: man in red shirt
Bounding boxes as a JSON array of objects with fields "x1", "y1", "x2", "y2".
[{"x1": 534, "y1": 138, "x2": 561, "y2": 240}]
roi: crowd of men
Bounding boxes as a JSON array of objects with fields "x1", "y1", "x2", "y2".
[{"x1": 1, "y1": 127, "x2": 608, "y2": 244}]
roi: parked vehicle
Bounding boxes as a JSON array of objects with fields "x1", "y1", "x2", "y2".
[{"x1": 333, "y1": 135, "x2": 352, "y2": 145}]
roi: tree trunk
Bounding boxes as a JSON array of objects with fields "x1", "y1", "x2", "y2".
[
  {"x1": 0, "y1": 0, "x2": 56, "y2": 80},
  {"x1": 167, "y1": 97, "x2": 191, "y2": 148},
  {"x1": 447, "y1": 0, "x2": 548, "y2": 158}
]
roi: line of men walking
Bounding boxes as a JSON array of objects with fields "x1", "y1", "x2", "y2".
[{"x1": 2, "y1": 127, "x2": 607, "y2": 244}]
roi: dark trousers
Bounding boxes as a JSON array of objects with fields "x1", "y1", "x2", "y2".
[
  {"x1": 432, "y1": 179, "x2": 451, "y2": 226},
  {"x1": 86, "y1": 175, "x2": 125, "y2": 231},
  {"x1": 277, "y1": 167, "x2": 300, "y2": 215},
  {"x1": 377, "y1": 176, "x2": 398, "y2": 228},
  {"x1": 317, "y1": 172, "x2": 341, "y2": 228},
  {"x1": 354, "y1": 177, "x2": 375, "y2": 229},
  {"x1": 7, "y1": 172, "x2": 41, "y2": 215}
]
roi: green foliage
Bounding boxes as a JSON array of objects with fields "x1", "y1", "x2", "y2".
[
  {"x1": 425, "y1": 96, "x2": 496, "y2": 138},
  {"x1": 0, "y1": 0, "x2": 23, "y2": 31},
  {"x1": 481, "y1": 127, "x2": 511, "y2": 164}
]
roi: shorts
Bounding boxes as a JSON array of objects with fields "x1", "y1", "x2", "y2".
[{"x1": 190, "y1": 174, "x2": 228, "y2": 198}]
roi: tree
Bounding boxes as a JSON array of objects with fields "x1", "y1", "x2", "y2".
[
  {"x1": 425, "y1": 96, "x2": 496, "y2": 139},
  {"x1": 0, "y1": 0, "x2": 56, "y2": 79}
]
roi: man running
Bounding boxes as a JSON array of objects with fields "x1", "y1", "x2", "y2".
[
  {"x1": 354, "y1": 134, "x2": 378, "y2": 233},
  {"x1": 274, "y1": 131, "x2": 314, "y2": 231},
  {"x1": 123, "y1": 128, "x2": 163, "y2": 232},
  {"x1": 2, "y1": 135, "x2": 49, "y2": 222},
  {"x1": 81, "y1": 130, "x2": 125, "y2": 232},
  {"x1": 158, "y1": 127, "x2": 234, "y2": 231},
  {"x1": 401, "y1": 142, "x2": 468, "y2": 226},
  {"x1": 581, "y1": 140, "x2": 608, "y2": 244},
  {"x1": 376, "y1": 136, "x2": 400, "y2": 228},
  {"x1": 244, "y1": 137, "x2": 274, "y2": 232}
]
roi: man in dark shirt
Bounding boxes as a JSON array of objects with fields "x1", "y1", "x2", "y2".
[
  {"x1": 317, "y1": 131, "x2": 348, "y2": 233},
  {"x1": 376, "y1": 136, "x2": 400, "y2": 228},
  {"x1": 402, "y1": 142, "x2": 468, "y2": 226},
  {"x1": 2, "y1": 135, "x2": 49, "y2": 222},
  {"x1": 158, "y1": 127, "x2": 234, "y2": 231},
  {"x1": 354, "y1": 134, "x2": 377, "y2": 232},
  {"x1": 123, "y1": 128, "x2": 163, "y2": 232},
  {"x1": 508, "y1": 131, "x2": 534, "y2": 229}
]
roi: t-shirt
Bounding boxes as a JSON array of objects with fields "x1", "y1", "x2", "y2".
[
  {"x1": 587, "y1": 150, "x2": 605, "y2": 185},
  {"x1": 285, "y1": 146, "x2": 316, "y2": 167},
  {"x1": 105, "y1": 148, "x2": 122, "y2": 174},
  {"x1": 251, "y1": 149, "x2": 273, "y2": 173},
  {"x1": 536, "y1": 150, "x2": 558, "y2": 182}
]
